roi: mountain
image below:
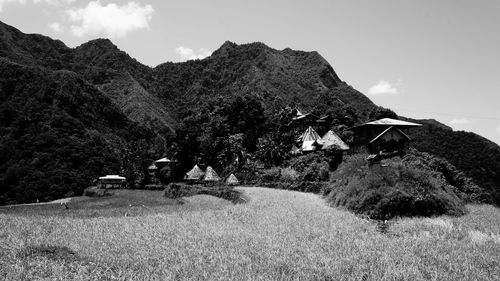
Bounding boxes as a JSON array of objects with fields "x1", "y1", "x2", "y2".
[
  {"x1": 409, "y1": 122, "x2": 500, "y2": 205},
  {"x1": 0, "y1": 21, "x2": 499, "y2": 205}
]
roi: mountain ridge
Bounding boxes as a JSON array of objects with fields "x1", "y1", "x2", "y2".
[{"x1": 0, "y1": 20, "x2": 499, "y2": 205}]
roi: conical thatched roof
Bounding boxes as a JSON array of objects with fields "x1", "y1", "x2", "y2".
[
  {"x1": 318, "y1": 130, "x2": 349, "y2": 151},
  {"x1": 203, "y1": 166, "x2": 221, "y2": 181},
  {"x1": 225, "y1": 173, "x2": 239, "y2": 185},
  {"x1": 184, "y1": 165, "x2": 205, "y2": 180},
  {"x1": 298, "y1": 126, "x2": 321, "y2": 142},
  {"x1": 298, "y1": 126, "x2": 321, "y2": 152}
]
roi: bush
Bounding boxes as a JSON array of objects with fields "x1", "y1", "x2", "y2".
[
  {"x1": 164, "y1": 182, "x2": 245, "y2": 204},
  {"x1": 280, "y1": 167, "x2": 300, "y2": 182},
  {"x1": 164, "y1": 183, "x2": 186, "y2": 198},
  {"x1": 261, "y1": 168, "x2": 281, "y2": 183},
  {"x1": 324, "y1": 153, "x2": 468, "y2": 219},
  {"x1": 302, "y1": 161, "x2": 330, "y2": 181},
  {"x1": 83, "y1": 186, "x2": 113, "y2": 197}
]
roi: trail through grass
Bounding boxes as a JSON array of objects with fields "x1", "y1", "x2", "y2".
[{"x1": 1, "y1": 187, "x2": 499, "y2": 280}]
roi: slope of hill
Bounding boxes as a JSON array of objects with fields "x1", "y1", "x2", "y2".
[
  {"x1": 0, "y1": 57, "x2": 160, "y2": 205},
  {"x1": 409, "y1": 122, "x2": 500, "y2": 205},
  {"x1": 0, "y1": 20, "x2": 499, "y2": 205}
]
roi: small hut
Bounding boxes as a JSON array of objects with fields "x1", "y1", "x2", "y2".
[
  {"x1": 298, "y1": 126, "x2": 321, "y2": 152},
  {"x1": 184, "y1": 165, "x2": 205, "y2": 181},
  {"x1": 226, "y1": 174, "x2": 240, "y2": 186},
  {"x1": 203, "y1": 166, "x2": 221, "y2": 182},
  {"x1": 98, "y1": 175, "x2": 126, "y2": 189},
  {"x1": 318, "y1": 130, "x2": 349, "y2": 151}
]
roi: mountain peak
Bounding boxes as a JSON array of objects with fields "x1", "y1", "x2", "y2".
[
  {"x1": 211, "y1": 40, "x2": 238, "y2": 57},
  {"x1": 75, "y1": 38, "x2": 118, "y2": 51}
]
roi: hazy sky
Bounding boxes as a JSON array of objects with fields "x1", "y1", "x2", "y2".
[{"x1": 1, "y1": 0, "x2": 499, "y2": 145}]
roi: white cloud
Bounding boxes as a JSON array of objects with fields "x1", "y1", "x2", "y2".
[
  {"x1": 66, "y1": 1, "x2": 154, "y2": 38},
  {"x1": 368, "y1": 80, "x2": 399, "y2": 95},
  {"x1": 49, "y1": 22, "x2": 63, "y2": 32},
  {"x1": 175, "y1": 46, "x2": 211, "y2": 61},
  {"x1": 450, "y1": 118, "x2": 471, "y2": 125},
  {"x1": 0, "y1": 0, "x2": 26, "y2": 12}
]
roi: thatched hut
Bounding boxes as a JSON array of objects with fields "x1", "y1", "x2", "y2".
[
  {"x1": 225, "y1": 174, "x2": 240, "y2": 186},
  {"x1": 203, "y1": 166, "x2": 221, "y2": 182},
  {"x1": 318, "y1": 130, "x2": 349, "y2": 151},
  {"x1": 298, "y1": 126, "x2": 321, "y2": 152},
  {"x1": 184, "y1": 165, "x2": 205, "y2": 181}
]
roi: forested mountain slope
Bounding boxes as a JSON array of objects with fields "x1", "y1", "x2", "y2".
[{"x1": 0, "y1": 20, "x2": 498, "y2": 205}]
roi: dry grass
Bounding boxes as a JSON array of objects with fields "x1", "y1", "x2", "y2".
[{"x1": 0, "y1": 187, "x2": 499, "y2": 280}]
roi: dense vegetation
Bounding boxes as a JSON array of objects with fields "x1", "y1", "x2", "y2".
[
  {"x1": 0, "y1": 59, "x2": 164, "y2": 205},
  {"x1": 0, "y1": 20, "x2": 499, "y2": 205},
  {"x1": 410, "y1": 121, "x2": 500, "y2": 205},
  {"x1": 324, "y1": 151, "x2": 487, "y2": 219}
]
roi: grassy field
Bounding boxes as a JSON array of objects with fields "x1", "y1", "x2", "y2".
[
  {"x1": 0, "y1": 187, "x2": 499, "y2": 280},
  {"x1": 0, "y1": 189, "x2": 234, "y2": 218}
]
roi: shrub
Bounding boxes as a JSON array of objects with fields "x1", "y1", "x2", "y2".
[
  {"x1": 164, "y1": 182, "x2": 245, "y2": 204},
  {"x1": 261, "y1": 168, "x2": 281, "y2": 183},
  {"x1": 280, "y1": 167, "x2": 300, "y2": 182},
  {"x1": 83, "y1": 186, "x2": 113, "y2": 197},
  {"x1": 302, "y1": 161, "x2": 330, "y2": 181},
  {"x1": 324, "y1": 153, "x2": 468, "y2": 219}
]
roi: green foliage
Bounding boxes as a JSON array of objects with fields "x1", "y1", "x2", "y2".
[
  {"x1": 368, "y1": 106, "x2": 398, "y2": 120},
  {"x1": 410, "y1": 122, "x2": 500, "y2": 205},
  {"x1": 0, "y1": 60, "x2": 159, "y2": 205},
  {"x1": 164, "y1": 182, "x2": 244, "y2": 204},
  {"x1": 324, "y1": 153, "x2": 470, "y2": 219}
]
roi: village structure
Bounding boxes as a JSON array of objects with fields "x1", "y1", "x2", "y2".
[
  {"x1": 97, "y1": 175, "x2": 126, "y2": 189},
  {"x1": 95, "y1": 110, "x2": 421, "y2": 189},
  {"x1": 349, "y1": 118, "x2": 422, "y2": 154}
]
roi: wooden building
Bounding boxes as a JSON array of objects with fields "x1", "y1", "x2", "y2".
[{"x1": 350, "y1": 118, "x2": 422, "y2": 154}]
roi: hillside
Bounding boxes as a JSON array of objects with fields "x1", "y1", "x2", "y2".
[
  {"x1": 0, "y1": 20, "x2": 499, "y2": 205},
  {"x1": 0, "y1": 58, "x2": 164, "y2": 205},
  {"x1": 409, "y1": 122, "x2": 500, "y2": 205}
]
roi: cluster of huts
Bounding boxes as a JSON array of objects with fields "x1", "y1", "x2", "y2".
[
  {"x1": 291, "y1": 126, "x2": 350, "y2": 154},
  {"x1": 290, "y1": 108, "x2": 422, "y2": 155},
  {"x1": 184, "y1": 164, "x2": 240, "y2": 185},
  {"x1": 95, "y1": 108, "x2": 422, "y2": 189}
]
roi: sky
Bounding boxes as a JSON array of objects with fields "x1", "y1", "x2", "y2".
[{"x1": 1, "y1": 0, "x2": 499, "y2": 145}]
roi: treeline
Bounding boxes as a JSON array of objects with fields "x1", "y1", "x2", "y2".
[
  {"x1": 410, "y1": 123, "x2": 500, "y2": 205},
  {"x1": 0, "y1": 61, "x2": 162, "y2": 205}
]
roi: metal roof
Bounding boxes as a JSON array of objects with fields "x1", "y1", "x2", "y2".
[
  {"x1": 352, "y1": 118, "x2": 422, "y2": 129},
  {"x1": 99, "y1": 175, "x2": 126, "y2": 180},
  {"x1": 155, "y1": 157, "x2": 175, "y2": 163}
]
